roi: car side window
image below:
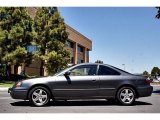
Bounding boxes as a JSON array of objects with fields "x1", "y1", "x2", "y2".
[
  {"x1": 98, "y1": 65, "x2": 120, "y2": 75},
  {"x1": 70, "y1": 65, "x2": 97, "y2": 76}
]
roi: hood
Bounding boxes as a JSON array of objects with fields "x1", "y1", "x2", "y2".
[{"x1": 22, "y1": 76, "x2": 56, "y2": 84}]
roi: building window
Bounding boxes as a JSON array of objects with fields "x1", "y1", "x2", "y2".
[
  {"x1": 66, "y1": 40, "x2": 74, "y2": 48},
  {"x1": 78, "y1": 58, "x2": 84, "y2": 64},
  {"x1": 27, "y1": 45, "x2": 38, "y2": 53},
  {"x1": 81, "y1": 60, "x2": 84, "y2": 63},
  {"x1": 78, "y1": 45, "x2": 83, "y2": 52},
  {"x1": 48, "y1": 7, "x2": 55, "y2": 15},
  {"x1": 86, "y1": 50, "x2": 89, "y2": 57},
  {"x1": 71, "y1": 57, "x2": 74, "y2": 63}
]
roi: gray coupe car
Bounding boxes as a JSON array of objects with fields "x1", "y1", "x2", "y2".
[{"x1": 8, "y1": 63, "x2": 153, "y2": 106}]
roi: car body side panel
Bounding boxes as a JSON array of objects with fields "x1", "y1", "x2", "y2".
[
  {"x1": 136, "y1": 85, "x2": 153, "y2": 97},
  {"x1": 8, "y1": 63, "x2": 153, "y2": 101},
  {"x1": 99, "y1": 76, "x2": 136, "y2": 98},
  {"x1": 52, "y1": 76, "x2": 100, "y2": 99}
]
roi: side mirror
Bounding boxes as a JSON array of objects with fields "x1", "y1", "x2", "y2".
[{"x1": 64, "y1": 71, "x2": 71, "y2": 76}]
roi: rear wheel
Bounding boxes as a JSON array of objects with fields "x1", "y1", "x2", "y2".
[
  {"x1": 117, "y1": 87, "x2": 135, "y2": 105},
  {"x1": 29, "y1": 86, "x2": 50, "y2": 106}
]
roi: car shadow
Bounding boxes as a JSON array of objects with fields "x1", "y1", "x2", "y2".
[{"x1": 10, "y1": 100, "x2": 152, "y2": 107}]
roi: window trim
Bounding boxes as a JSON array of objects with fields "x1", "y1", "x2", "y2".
[{"x1": 69, "y1": 65, "x2": 98, "y2": 76}]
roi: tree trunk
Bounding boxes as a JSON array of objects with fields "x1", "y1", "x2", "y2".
[
  {"x1": 40, "y1": 60, "x2": 44, "y2": 76},
  {"x1": 6, "y1": 65, "x2": 11, "y2": 80},
  {"x1": 23, "y1": 64, "x2": 26, "y2": 75},
  {"x1": 14, "y1": 65, "x2": 18, "y2": 75}
]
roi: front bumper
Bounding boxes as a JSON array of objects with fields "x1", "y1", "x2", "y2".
[
  {"x1": 8, "y1": 87, "x2": 28, "y2": 100},
  {"x1": 137, "y1": 85, "x2": 153, "y2": 97}
]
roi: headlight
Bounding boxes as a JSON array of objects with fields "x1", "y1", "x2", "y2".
[{"x1": 15, "y1": 81, "x2": 22, "y2": 87}]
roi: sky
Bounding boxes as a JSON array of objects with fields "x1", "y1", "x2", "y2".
[{"x1": 58, "y1": 7, "x2": 160, "y2": 74}]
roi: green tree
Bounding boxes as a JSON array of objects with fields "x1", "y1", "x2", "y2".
[
  {"x1": 95, "y1": 60, "x2": 103, "y2": 64},
  {"x1": 143, "y1": 70, "x2": 149, "y2": 76},
  {"x1": 0, "y1": 64, "x2": 6, "y2": 76},
  {"x1": 0, "y1": 7, "x2": 36, "y2": 75},
  {"x1": 151, "y1": 67, "x2": 160, "y2": 76},
  {"x1": 34, "y1": 7, "x2": 70, "y2": 75}
]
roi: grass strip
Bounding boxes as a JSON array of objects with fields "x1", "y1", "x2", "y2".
[{"x1": 0, "y1": 80, "x2": 15, "y2": 87}]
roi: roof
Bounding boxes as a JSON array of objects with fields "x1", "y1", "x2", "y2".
[{"x1": 66, "y1": 24, "x2": 92, "y2": 50}]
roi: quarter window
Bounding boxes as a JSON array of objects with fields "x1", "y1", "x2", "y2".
[
  {"x1": 98, "y1": 65, "x2": 120, "y2": 75},
  {"x1": 70, "y1": 65, "x2": 97, "y2": 76}
]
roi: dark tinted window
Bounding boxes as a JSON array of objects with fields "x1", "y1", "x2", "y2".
[{"x1": 98, "y1": 65, "x2": 120, "y2": 75}]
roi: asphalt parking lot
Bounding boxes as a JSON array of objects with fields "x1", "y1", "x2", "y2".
[{"x1": 0, "y1": 85, "x2": 160, "y2": 113}]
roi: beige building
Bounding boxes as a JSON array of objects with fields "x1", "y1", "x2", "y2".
[{"x1": 12, "y1": 7, "x2": 92, "y2": 76}]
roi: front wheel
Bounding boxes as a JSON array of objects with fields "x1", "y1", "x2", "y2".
[
  {"x1": 29, "y1": 86, "x2": 50, "y2": 106},
  {"x1": 117, "y1": 87, "x2": 136, "y2": 105}
]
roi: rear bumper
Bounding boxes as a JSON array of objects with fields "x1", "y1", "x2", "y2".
[
  {"x1": 137, "y1": 85, "x2": 153, "y2": 97},
  {"x1": 8, "y1": 87, "x2": 28, "y2": 100}
]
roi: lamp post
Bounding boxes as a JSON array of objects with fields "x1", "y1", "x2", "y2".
[{"x1": 122, "y1": 64, "x2": 125, "y2": 71}]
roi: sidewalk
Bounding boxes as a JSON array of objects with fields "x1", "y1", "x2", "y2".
[{"x1": 0, "y1": 87, "x2": 9, "y2": 92}]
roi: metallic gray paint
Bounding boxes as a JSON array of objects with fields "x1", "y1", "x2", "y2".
[{"x1": 8, "y1": 63, "x2": 153, "y2": 101}]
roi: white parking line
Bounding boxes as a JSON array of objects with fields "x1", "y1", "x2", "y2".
[
  {"x1": 0, "y1": 88, "x2": 9, "y2": 91},
  {"x1": 0, "y1": 97, "x2": 13, "y2": 100}
]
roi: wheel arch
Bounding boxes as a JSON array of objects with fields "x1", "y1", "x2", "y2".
[
  {"x1": 27, "y1": 84, "x2": 53, "y2": 99},
  {"x1": 116, "y1": 84, "x2": 139, "y2": 98}
]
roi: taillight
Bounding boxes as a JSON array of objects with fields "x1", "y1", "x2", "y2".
[{"x1": 146, "y1": 78, "x2": 151, "y2": 85}]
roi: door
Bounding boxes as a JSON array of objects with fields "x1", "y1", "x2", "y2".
[
  {"x1": 98, "y1": 65, "x2": 121, "y2": 97},
  {"x1": 53, "y1": 65, "x2": 99, "y2": 99}
]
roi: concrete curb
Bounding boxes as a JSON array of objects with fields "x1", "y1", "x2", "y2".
[{"x1": 0, "y1": 87, "x2": 9, "y2": 92}]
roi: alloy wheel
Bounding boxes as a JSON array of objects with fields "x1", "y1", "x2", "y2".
[
  {"x1": 29, "y1": 87, "x2": 50, "y2": 106},
  {"x1": 120, "y1": 89, "x2": 134, "y2": 104},
  {"x1": 117, "y1": 87, "x2": 135, "y2": 105}
]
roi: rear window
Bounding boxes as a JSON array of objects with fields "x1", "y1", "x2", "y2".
[{"x1": 98, "y1": 65, "x2": 120, "y2": 75}]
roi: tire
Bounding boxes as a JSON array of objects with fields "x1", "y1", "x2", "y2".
[
  {"x1": 29, "y1": 86, "x2": 50, "y2": 106},
  {"x1": 117, "y1": 86, "x2": 136, "y2": 105}
]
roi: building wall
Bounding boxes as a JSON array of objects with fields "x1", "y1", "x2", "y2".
[
  {"x1": 25, "y1": 59, "x2": 41, "y2": 76},
  {"x1": 13, "y1": 7, "x2": 92, "y2": 76}
]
